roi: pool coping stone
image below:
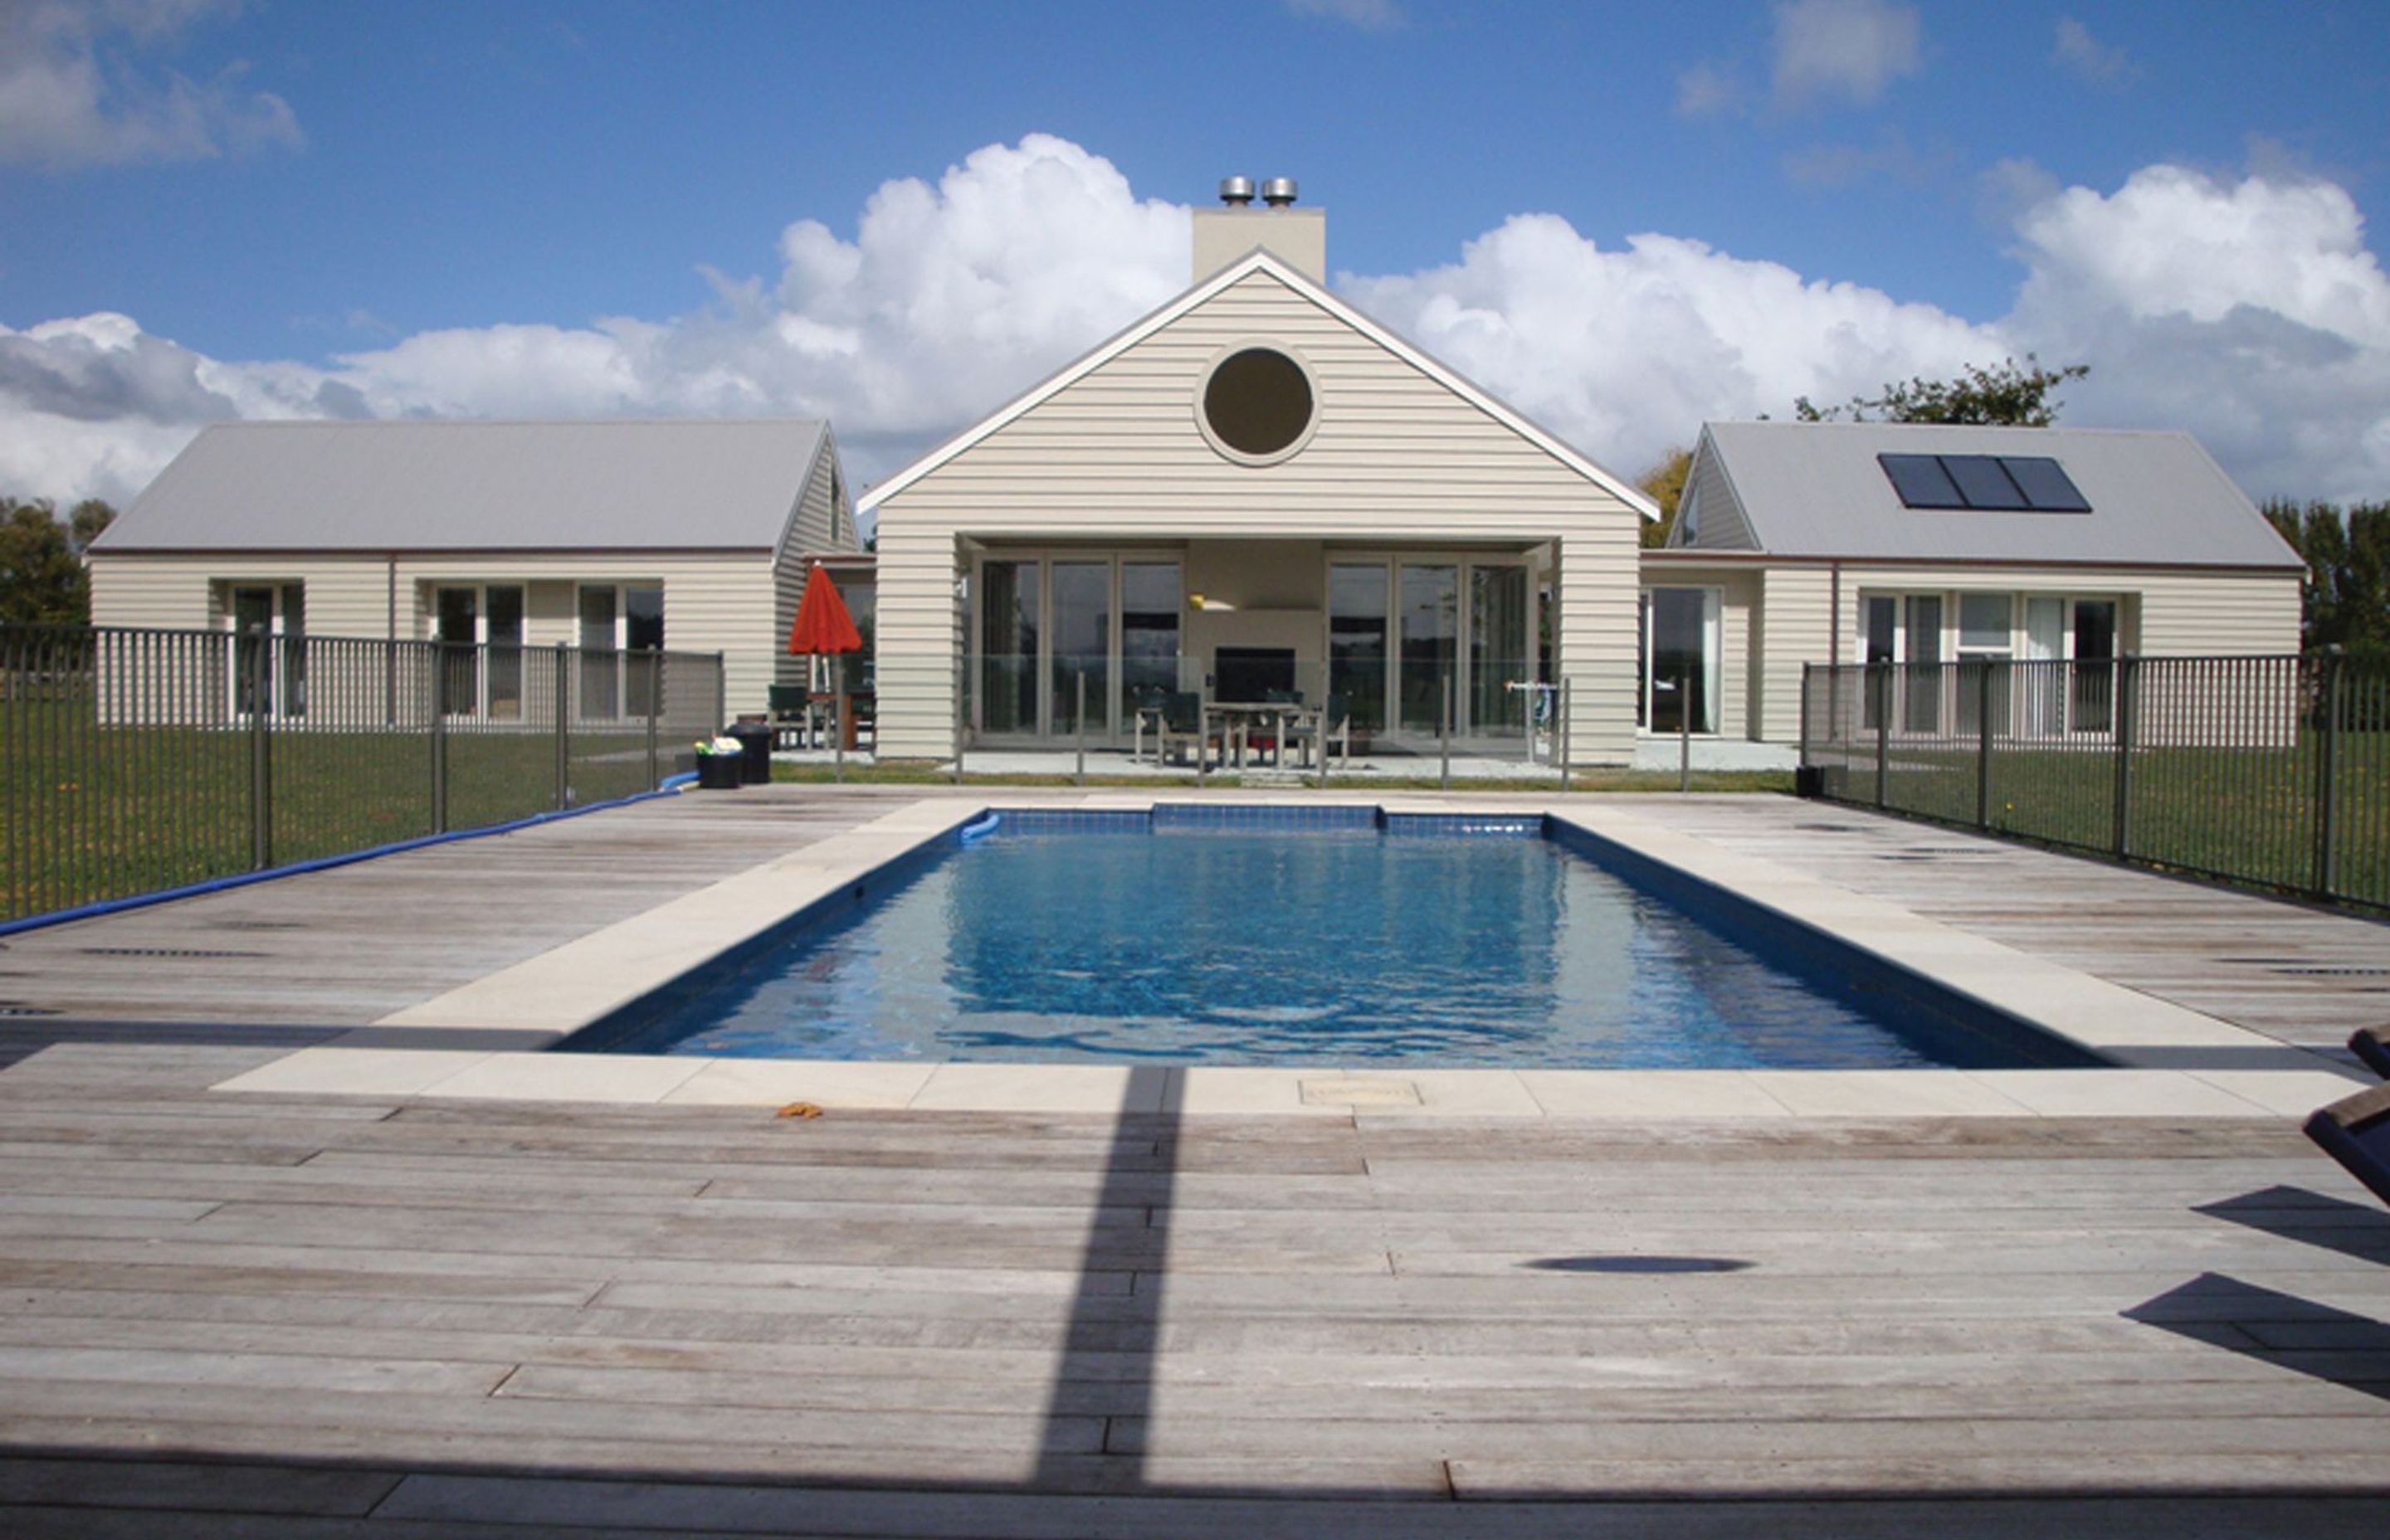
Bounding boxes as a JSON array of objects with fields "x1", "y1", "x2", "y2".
[{"x1": 210, "y1": 793, "x2": 2369, "y2": 1121}]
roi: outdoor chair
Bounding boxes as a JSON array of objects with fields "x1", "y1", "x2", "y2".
[
  {"x1": 2306, "y1": 1082, "x2": 2390, "y2": 1208},
  {"x1": 1284, "y1": 692, "x2": 1350, "y2": 768},
  {"x1": 767, "y1": 684, "x2": 811, "y2": 750},
  {"x1": 1158, "y1": 690, "x2": 1219, "y2": 768},
  {"x1": 2351, "y1": 1025, "x2": 2390, "y2": 1080}
]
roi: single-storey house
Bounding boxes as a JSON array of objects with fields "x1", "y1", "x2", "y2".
[
  {"x1": 86, "y1": 188, "x2": 2305, "y2": 765},
  {"x1": 87, "y1": 418, "x2": 861, "y2": 718},
  {"x1": 856, "y1": 185, "x2": 2305, "y2": 765},
  {"x1": 1647, "y1": 422, "x2": 2305, "y2": 749}
]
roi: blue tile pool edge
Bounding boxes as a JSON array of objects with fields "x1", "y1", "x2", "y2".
[
  {"x1": 555, "y1": 802, "x2": 2110, "y2": 1070},
  {"x1": 1540, "y1": 817, "x2": 2110, "y2": 1071}
]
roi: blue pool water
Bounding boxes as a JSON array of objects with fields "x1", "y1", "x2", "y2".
[{"x1": 578, "y1": 810, "x2": 2095, "y2": 1070}]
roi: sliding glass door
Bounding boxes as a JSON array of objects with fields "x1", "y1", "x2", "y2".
[
  {"x1": 978, "y1": 561, "x2": 1039, "y2": 736},
  {"x1": 975, "y1": 556, "x2": 1180, "y2": 741}
]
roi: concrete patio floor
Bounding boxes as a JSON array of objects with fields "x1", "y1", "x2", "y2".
[{"x1": 1, "y1": 789, "x2": 2385, "y2": 1535}]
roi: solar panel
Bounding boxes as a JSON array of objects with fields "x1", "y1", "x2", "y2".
[
  {"x1": 1880, "y1": 451, "x2": 2093, "y2": 513},
  {"x1": 1999, "y1": 456, "x2": 2092, "y2": 512},
  {"x1": 1878, "y1": 454, "x2": 1965, "y2": 509},
  {"x1": 1943, "y1": 455, "x2": 2027, "y2": 509}
]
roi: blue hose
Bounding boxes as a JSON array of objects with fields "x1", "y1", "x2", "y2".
[
  {"x1": 958, "y1": 811, "x2": 1002, "y2": 843},
  {"x1": 0, "y1": 777, "x2": 699, "y2": 938}
]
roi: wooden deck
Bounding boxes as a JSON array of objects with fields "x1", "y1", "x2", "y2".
[{"x1": 2, "y1": 790, "x2": 2387, "y2": 1533}]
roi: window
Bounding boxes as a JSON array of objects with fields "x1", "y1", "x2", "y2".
[
  {"x1": 1854, "y1": 592, "x2": 1941, "y2": 732},
  {"x1": 1328, "y1": 563, "x2": 1388, "y2": 735},
  {"x1": 1879, "y1": 453, "x2": 2091, "y2": 513},
  {"x1": 1641, "y1": 587, "x2": 1719, "y2": 736},
  {"x1": 225, "y1": 582, "x2": 305, "y2": 718},
  {"x1": 1199, "y1": 347, "x2": 1315, "y2": 461},
  {"x1": 431, "y1": 584, "x2": 524, "y2": 718},
  {"x1": 576, "y1": 583, "x2": 664, "y2": 719},
  {"x1": 1865, "y1": 589, "x2": 2125, "y2": 737}
]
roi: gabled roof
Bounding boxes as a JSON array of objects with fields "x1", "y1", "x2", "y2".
[
  {"x1": 858, "y1": 249, "x2": 1658, "y2": 519},
  {"x1": 1692, "y1": 421, "x2": 2301, "y2": 569},
  {"x1": 95, "y1": 418, "x2": 832, "y2": 553}
]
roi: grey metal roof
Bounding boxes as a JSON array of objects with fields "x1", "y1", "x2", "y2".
[
  {"x1": 1696, "y1": 422, "x2": 2301, "y2": 568},
  {"x1": 94, "y1": 418, "x2": 829, "y2": 553}
]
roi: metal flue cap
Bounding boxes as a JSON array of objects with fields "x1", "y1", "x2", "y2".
[
  {"x1": 1218, "y1": 176, "x2": 1256, "y2": 207},
  {"x1": 1260, "y1": 176, "x2": 1298, "y2": 207}
]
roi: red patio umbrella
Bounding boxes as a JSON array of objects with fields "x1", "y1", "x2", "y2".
[
  {"x1": 788, "y1": 564, "x2": 865, "y2": 750},
  {"x1": 787, "y1": 563, "x2": 863, "y2": 657}
]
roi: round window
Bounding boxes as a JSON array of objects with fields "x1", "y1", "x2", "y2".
[{"x1": 1201, "y1": 347, "x2": 1314, "y2": 461}]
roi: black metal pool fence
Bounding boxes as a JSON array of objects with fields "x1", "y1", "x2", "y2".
[
  {"x1": 1800, "y1": 653, "x2": 2390, "y2": 910},
  {"x1": 0, "y1": 624, "x2": 727, "y2": 924}
]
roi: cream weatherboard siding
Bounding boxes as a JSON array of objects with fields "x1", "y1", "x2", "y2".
[
  {"x1": 869, "y1": 265, "x2": 1646, "y2": 762},
  {"x1": 1831, "y1": 563, "x2": 2301, "y2": 660},
  {"x1": 771, "y1": 437, "x2": 861, "y2": 691},
  {"x1": 1679, "y1": 437, "x2": 1760, "y2": 552},
  {"x1": 90, "y1": 551, "x2": 784, "y2": 719},
  {"x1": 1756, "y1": 564, "x2": 1834, "y2": 744},
  {"x1": 1627, "y1": 558, "x2": 2300, "y2": 748}
]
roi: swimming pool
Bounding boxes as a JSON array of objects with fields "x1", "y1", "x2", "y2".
[{"x1": 570, "y1": 806, "x2": 2102, "y2": 1070}]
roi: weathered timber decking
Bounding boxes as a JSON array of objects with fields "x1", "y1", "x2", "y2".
[
  {"x1": 0, "y1": 790, "x2": 2385, "y2": 1533},
  {"x1": 2, "y1": 788, "x2": 2383, "y2": 1060}
]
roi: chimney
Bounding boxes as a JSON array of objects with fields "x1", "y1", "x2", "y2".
[{"x1": 1191, "y1": 173, "x2": 1325, "y2": 285}]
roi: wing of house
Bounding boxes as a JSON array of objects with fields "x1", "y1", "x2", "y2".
[
  {"x1": 1644, "y1": 421, "x2": 2305, "y2": 746},
  {"x1": 88, "y1": 417, "x2": 860, "y2": 716}
]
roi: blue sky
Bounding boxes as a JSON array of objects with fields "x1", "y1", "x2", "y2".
[{"x1": 4, "y1": 0, "x2": 2388, "y2": 507}]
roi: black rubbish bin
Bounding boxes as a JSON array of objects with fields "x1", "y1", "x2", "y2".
[
  {"x1": 696, "y1": 753, "x2": 742, "y2": 790},
  {"x1": 727, "y1": 718, "x2": 774, "y2": 785}
]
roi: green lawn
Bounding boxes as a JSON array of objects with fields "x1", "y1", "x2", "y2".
[
  {"x1": 1818, "y1": 735, "x2": 2389, "y2": 908},
  {"x1": 0, "y1": 696, "x2": 656, "y2": 921}
]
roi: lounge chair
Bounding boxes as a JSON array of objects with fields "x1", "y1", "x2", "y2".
[
  {"x1": 2351, "y1": 1025, "x2": 2390, "y2": 1080},
  {"x1": 2306, "y1": 1082, "x2": 2390, "y2": 1207}
]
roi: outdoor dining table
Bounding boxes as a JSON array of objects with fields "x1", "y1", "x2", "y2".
[{"x1": 1202, "y1": 699, "x2": 1324, "y2": 769}]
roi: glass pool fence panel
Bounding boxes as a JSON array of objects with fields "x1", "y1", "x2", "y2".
[
  {"x1": 0, "y1": 623, "x2": 723, "y2": 924},
  {"x1": 1801, "y1": 653, "x2": 2388, "y2": 910}
]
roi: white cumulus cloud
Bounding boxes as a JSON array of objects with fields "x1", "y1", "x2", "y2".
[
  {"x1": 3, "y1": 134, "x2": 2388, "y2": 514},
  {"x1": 0, "y1": 0, "x2": 302, "y2": 172},
  {"x1": 1771, "y1": 0, "x2": 1923, "y2": 110}
]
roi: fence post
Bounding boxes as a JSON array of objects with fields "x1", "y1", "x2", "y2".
[
  {"x1": 1678, "y1": 667, "x2": 1693, "y2": 792},
  {"x1": 1558, "y1": 677, "x2": 1571, "y2": 789},
  {"x1": 2316, "y1": 650, "x2": 2344, "y2": 899},
  {"x1": 1975, "y1": 660, "x2": 1994, "y2": 831},
  {"x1": 554, "y1": 642, "x2": 571, "y2": 811},
  {"x1": 431, "y1": 669, "x2": 449, "y2": 833},
  {"x1": 644, "y1": 654, "x2": 660, "y2": 791},
  {"x1": 2111, "y1": 655, "x2": 2137, "y2": 859},
  {"x1": 1440, "y1": 674, "x2": 1452, "y2": 791},
  {"x1": 1872, "y1": 665, "x2": 1890, "y2": 811},
  {"x1": 247, "y1": 632, "x2": 272, "y2": 871},
  {"x1": 1075, "y1": 672, "x2": 1086, "y2": 787}
]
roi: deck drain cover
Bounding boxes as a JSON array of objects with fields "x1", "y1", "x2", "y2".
[
  {"x1": 2275, "y1": 966, "x2": 2390, "y2": 977},
  {"x1": 80, "y1": 948, "x2": 267, "y2": 960},
  {"x1": 1300, "y1": 1078, "x2": 1422, "y2": 1107},
  {"x1": 0, "y1": 1004, "x2": 60, "y2": 1017}
]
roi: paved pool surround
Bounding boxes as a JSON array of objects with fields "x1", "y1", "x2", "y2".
[{"x1": 212, "y1": 794, "x2": 2367, "y2": 1119}]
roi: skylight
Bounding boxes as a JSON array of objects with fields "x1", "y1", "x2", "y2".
[{"x1": 1878, "y1": 453, "x2": 2091, "y2": 513}]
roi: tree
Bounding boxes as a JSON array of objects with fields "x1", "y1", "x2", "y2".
[
  {"x1": 0, "y1": 496, "x2": 115, "y2": 626},
  {"x1": 2265, "y1": 498, "x2": 2390, "y2": 657},
  {"x1": 1794, "y1": 355, "x2": 2090, "y2": 426},
  {"x1": 1636, "y1": 447, "x2": 1692, "y2": 549}
]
